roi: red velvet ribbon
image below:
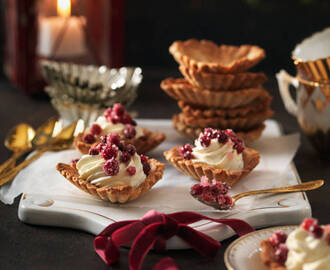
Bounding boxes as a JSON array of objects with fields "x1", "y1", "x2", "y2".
[{"x1": 94, "y1": 210, "x2": 254, "y2": 270}]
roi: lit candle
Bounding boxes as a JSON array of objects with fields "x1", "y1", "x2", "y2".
[{"x1": 38, "y1": 0, "x2": 87, "y2": 58}]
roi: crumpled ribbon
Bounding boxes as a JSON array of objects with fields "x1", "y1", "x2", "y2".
[{"x1": 94, "y1": 210, "x2": 254, "y2": 270}]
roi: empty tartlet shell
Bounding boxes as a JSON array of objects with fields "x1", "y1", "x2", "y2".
[
  {"x1": 179, "y1": 108, "x2": 274, "y2": 130},
  {"x1": 161, "y1": 78, "x2": 270, "y2": 108},
  {"x1": 260, "y1": 240, "x2": 286, "y2": 270},
  {"x1": 178, "y1": 97, "x2": 272, "y2": 118},
  {"x1": 56, "y1": 159, "x2": 165, "y2": 203},
  {"x1": 164, "y1": 146, "x2": 260, "y2": 186},
  {"x1": 179, "y1": 65, "x2": 267, "y2": 91},
  {"x1": 74, "y1": 129, "x2": 166, "y2": 155},
  {"x1": 172, "y1": 113, "x2": 266, "y2": 143},
  {"x1": 169, "y1": 39, "x2": 266, "y2": 73}
]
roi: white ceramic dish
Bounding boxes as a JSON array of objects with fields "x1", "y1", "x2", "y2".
[
  {"x1": 224, "y1": 225, "x2": 298, "y2": 270},
  {"x1": 17, "y1": 119, "x2": 310, "y2": 250}
]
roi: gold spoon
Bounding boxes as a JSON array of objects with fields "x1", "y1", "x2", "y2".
[
  {"x1": 0, "y1": 118, "x2": 58, "y2": 176},
  {"x1": 0, "y1": 120, "x2": 83, "y2": 187},
  {"x1": 0, "y1": 123, "x2": 36, "y2": 175},
  {"x1": 191, "y1": 180, "x2": 324, "y2": 210}
]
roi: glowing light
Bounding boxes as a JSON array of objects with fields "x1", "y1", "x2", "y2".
[{"x1": 57, "y1": 0, "x2": 71, "y2": 17}]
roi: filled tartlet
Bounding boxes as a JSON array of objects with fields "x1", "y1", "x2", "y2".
[
  {"x1": 74, "y1": 103, "x2": 165, "y2": 154},
  {"x1": 57, "y1": 135, "x2": 165, "y2": 203},
  {"x1": 164, "y1": 128, "x2": 259, "y2": 186},
  {"x1": 260, "y1": 218, "x2": 330, "y2": 270}
]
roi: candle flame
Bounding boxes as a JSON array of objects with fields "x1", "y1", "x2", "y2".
[{"x1": 57, "y1": 0, "x2": 71, "y2": 17}]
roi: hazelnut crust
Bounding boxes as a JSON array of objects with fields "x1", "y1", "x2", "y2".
[
  {"x1": 169, "y1": 39, "x2": 266, "y2": 73},
  {"x1": 260, "y1": 240, "x2": 287, "y2": 270},
  {"x1": 56, "y1": 158, "x2": 165, "y2": 203},
  {"x1": 74, "y1": 128, "x2": 166, "y2": 155},
  {"x1": 163, "y1": 146, "x2": 260, "y2": 186},
  {"x1": 178, "y1": 96, "x2": 272, "y2": 119},
  {"x1": 160, "y1": 78, "x2": 271, "y2": 108},
  {"x1": 179, "y1": 65, "x2": 267, "y2": 91},
  {"x1": 172, "y1": 113, "x2": 265, "y2": 144}
]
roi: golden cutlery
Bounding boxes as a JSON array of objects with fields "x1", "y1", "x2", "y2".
[
  {"x1": 0, "y1": 120, "x2": 82, "y2": 187},
  {"x1": 0, "y1": 117, "x2": 58, "y2": 176},
  {"x1": 192, "y1": 180, "x2": 324, "y2": 210},
  {"x1": 0, "y1": 123, "x2": 35, "y2": 175}
]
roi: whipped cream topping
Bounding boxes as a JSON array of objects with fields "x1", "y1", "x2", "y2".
[
  {"x1": 92, "y1": 116, "x2": 144, "y2": 139},
  {"x1": 285, "y1": 227, "x2": 330, "y2": 270},
  {"x1": 76, "y1": 153, "x2": 146, "y2": 188},
  {"x1": 192, "y1": 138, "x2": 244, "y2": 170}
]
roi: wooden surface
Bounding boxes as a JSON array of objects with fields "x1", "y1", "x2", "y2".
[{"x1": 0, "y1": 70, "x2": 329, "y2": 270}]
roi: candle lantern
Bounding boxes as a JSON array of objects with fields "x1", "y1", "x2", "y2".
[{"x1": 3, "y1": 0, "x2": 124, "y2": 95}]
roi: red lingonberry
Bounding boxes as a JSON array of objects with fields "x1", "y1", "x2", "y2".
[
  {"x1": 202, "y1": 190, "x2": 215, "y2": 202},
  {"x1": 71, "y1": 158, "x2": 79, "y2": 166},
  {"x1": 217, "y1": 131, "x2": 229, "y2": 144},
  {"x1": 190, "y1": 184, "x2": 203, "y2": 196},
  {"x1": 103, "y1": 158, "x2": 119, "y2": 176},
  {"x1": 309, "y1": 224, "x2": 324, "y2": 239},
  {"x1": 210, "y1": 185, "x2": 220, "y2": 196},
  {"x1": 203, "y1": 128, "x2": 215, "y2": 138},
  {"x1": 224, "y1": 195, "x2": 233, "y2": 208},
  {"x1": 107, "y1": 133, "x2": 121, "y2": 146},
  {"x1": 102, "y1": 144, "x2": 119, "y2": 160},
  {"x1": 88, "y1": 147, "x2": 99, "y2": 155},
  {"x1": 117, "y1": 141, "x2": 125, "y2": 151},
  {"x1": 83, "y1": 133, "x2": 96, "y2": 144},
  {"x1": 125, "y1": 144, "x2": 136, "y2": 156},
  {"x1": 200, "y1": 135, "x2": 211, "y2": 147},
  {"x1": 120, "y1": 151, "x2": 131, "y2": 163},
  {"x1": 220, "y1": 183, "x2": 230, "y2": 194},
  {"x1": 90, "y1": 124, "x2": 102, "y2": 135},
  {"x1": 217, "y1": 194, "x2": 226, "y2": 205},
  {"x1": 140, "y1": 155, "x2": 148, "y2": 163},
  {"x1": 110, "y1": 112, "x2": 121, "y2": 124},
  {"x1": 301, "y1": 218, "x2": 318, "y2": 231},
  {"x1": 268, "y1": 231, "x2": 288, "y2": 247},
  {"x1": 113, "y1": 103, "x2": 125, "y2": 117},
  {"x1": 104, "y1": 108, "x2": 112, "y2": 119},
  {"x1": 126, "y1": 166, "x2": 136, "y2": 176},
  {"x1": 183, "y1": 152, "x2": 194, "y2": 160},
  {"x1": 275, "y1": 243, "x2": 288, "y2": 265},
  {"x1": 122, "y1": 114, "x2": 133, "y2": 124},
  {"x1": 124, "y1": 124, "x2": 136, "y2": 139}
]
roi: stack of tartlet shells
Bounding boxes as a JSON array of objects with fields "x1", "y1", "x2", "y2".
[{"x1": 161, "y1": 39, "x2": 274, "y2": 143}]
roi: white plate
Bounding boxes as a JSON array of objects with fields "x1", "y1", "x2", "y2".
[
  {"x1": 16, "y1": 119, "x2": 310, "y2": 249},
  {"x1": 224, "y1": 225, "x2": 298, "y2": 270}
]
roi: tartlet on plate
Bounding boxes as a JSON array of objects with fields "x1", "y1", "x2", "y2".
[
  {"x1": 164, "y1": 128, "x2": 259, "y2": 186},
  {"x1": 57, "y1": 140, "x2": 165, "y2": 203},
  {"x1": 179, "y1": 65, "x2": 267, "y2": 91},
  {"x1": 169, "y1": 39, "x2": 266, "y2": 73},
  {"x1": 172, "y1": 113, "x2": 266, "y2": 143},
  {"x1": 74, "y1": 103, "x2": 165, "y2": 154},
  {"x1": 260, "y1": 218, "x2": 330, "y2": 270},
  {"x1": 160, "y1": 78, "x2": 270, "y2": 108}
]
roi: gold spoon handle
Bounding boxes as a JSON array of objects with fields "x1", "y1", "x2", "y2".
[
  {"x1": 0, "y1": 149, "x2": 32, "y2": 176},
  {"x1": 232, "y1": 180, "x2": 324, "y2": 202},
  {"x1": 0, "y1": 145, "x2": 70, "y2": 187}
]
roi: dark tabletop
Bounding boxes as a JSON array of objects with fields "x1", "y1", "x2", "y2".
[{"x1": 0, "y1": 70, "x2": 329, "y2": 270}]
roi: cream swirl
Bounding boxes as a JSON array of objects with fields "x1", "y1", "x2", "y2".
[
  {"x1": 76, "y1": 153, "x2": 146, "y2": 188},
  {"x1": 92, "y1": 116, "x2": 144, "y2": 138},
  {"x1": 285, "y1": 227, "x2": 330, "y2": 270},
  {"x1": 192, "y1": 138, "x2": 244, "y2": 170}
]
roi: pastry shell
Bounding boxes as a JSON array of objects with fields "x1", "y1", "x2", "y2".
[
  {"x1": 169, "y1": 39, "x2": 266, "y2": 73},
  {"x1": 164, "y1": 146, "x2": 260, "y2": 186},
  {"x1": 179, "y1": 108, "x2": 274, "y2": 130},
  {"x1": 56, "y1": 159, "x2": 165, "y2": 203},
  {"x1": 260, "y1": 240, "x2": 286, "y2": 270},
  {"x1": 161, "y1": 78, "x2": 270, "y2": 108},
  {"x1": 172, "y1": 114, "x2": 265, "y2": 143},
  {"x1": 179, "y1": 65, "x2": 267, "y2": 91},
  {"x1": 74, "y1": 128, "x2": 166, "y2": 155},
  {"x1": 178, "y1": 96, "x2": 272, "y2": 118}
]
